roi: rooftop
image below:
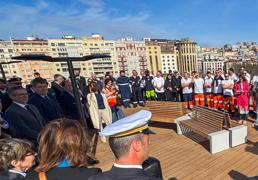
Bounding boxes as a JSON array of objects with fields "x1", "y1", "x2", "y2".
[{"x1": 95, "y1": 121, "x2": 258, "y2": 180}]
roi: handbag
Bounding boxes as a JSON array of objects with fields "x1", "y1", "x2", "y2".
[{"x1": 38, "y1": 172, "x2": 47, "y2": 180}]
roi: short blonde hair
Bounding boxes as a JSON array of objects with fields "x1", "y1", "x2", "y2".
[{"x1": 0, "y1": 138, "x2": 33, "y2": 171}]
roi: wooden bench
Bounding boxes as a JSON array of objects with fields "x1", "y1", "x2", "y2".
[
  {"x1": 121, "y1": 101, "x2": 187, "y2": 123},
  {"x1": 179, "y1": 106, "x2": 237, "y2": 153},
  {"x1": 180, "y1": 106, "x2": 230, "y2": 138}
]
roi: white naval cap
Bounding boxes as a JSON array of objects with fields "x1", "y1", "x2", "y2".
[{"x1": 100, "y1": 110, "x2": 155, "y2": 137}]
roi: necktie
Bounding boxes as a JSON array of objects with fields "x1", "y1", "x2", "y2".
[
  {"x1": 44, "y1": 96, "x2": 49, "y2": 101},
  {"x1": 25, "y1": 105, "x2": 37, "y2": 119}
]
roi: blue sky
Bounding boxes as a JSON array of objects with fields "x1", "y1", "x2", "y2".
[{"x1": 0, "y1": 0, "x2": 258, "y2": 46}]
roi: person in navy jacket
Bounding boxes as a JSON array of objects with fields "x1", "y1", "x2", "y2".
[
  {"x1": 129, "y1": 70, "x2": 144, "y2": 107},
  {"x1": 58, "y1": 80, "x2": 80, "y2": 120},
  {"x1": 28, "y1": 78, "x2": 64, "y2": 123},
  {"x1": 117, "y1": 71, "x2": 132, "y2": 108}
]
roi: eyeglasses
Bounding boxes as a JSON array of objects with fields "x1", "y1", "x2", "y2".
[
  {"x1": 25, "y1": 152, "x2": 37, "y2": 157},
  {"x1": 15, "y1": 93, "x2": 28, "y2": 96}
]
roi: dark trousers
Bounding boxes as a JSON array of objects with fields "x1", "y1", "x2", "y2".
[
  {"x1": 172, "y1": 91, "x2": 181, "y2": 102},
  {"x1": 156, "y1": 92, "x2": 165, "y2": 101},
  {"x1": 132, "y1": 86, "x2": 144, "y2": 104},
  {"x1": 165, "y1": 90, "x2": 173, "y2": 101}
]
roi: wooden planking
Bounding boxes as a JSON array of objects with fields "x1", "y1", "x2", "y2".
[
  {"x1": 94, "y1": 121, "x2": 258, "y2": 180},
  {"x1": 121, "y1": 101, "x2": 186, "y2": 123}
]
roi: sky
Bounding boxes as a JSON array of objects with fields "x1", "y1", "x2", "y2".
[{"x1": 0, "y1": 0, "x2": 258, "y2": 47}]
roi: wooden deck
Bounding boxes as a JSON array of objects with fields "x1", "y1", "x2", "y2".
[{"x1": 94, "y1": 120, "x2": 258, "y2": 180}]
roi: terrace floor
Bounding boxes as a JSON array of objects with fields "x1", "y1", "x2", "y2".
[{"x1": 94, "y1": 120, "x2": 258, "y2": 180}]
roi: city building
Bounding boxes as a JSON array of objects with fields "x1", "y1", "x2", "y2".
[
  {"x1": 11, "y1": 37, "x2": 54, "y2": 84},
  {"x1": 144, "y1": 39, "x2": 162, "y2": 75},
  {"x1": 160, "y1": 40, "x2": 177, "y2": 74},
  {"x1": 176, "y1": 38, "x2": 197, "y2": 75},
  {"x1": 115, "y1": 37, "x2": 147, "y2": 75},
  {"x1": 82, "y1": 34, "x2": 119, "y2": 78},
  {"x1": 48, "y1": 36, "x2": 87, "y2": 77},
  {"x1": 0, "y1": 40, "x2": 19, "y2": 79},
  {"x1": 201, "y1": 59, "x2": 225, "y2": 74}
]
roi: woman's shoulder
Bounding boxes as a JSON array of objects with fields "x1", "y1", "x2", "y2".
[{"x1": 25, "y1": 167, "x2": 102, "y2": 180}]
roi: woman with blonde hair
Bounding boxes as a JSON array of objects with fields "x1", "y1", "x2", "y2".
[{"x1": 25, "y1": 119, "x2": 101, "y2": 180}]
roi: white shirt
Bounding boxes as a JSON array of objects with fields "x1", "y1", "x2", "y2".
[
  {"x1": 245, "y1": 73, "x2": 251, "y2": 83},
  {"x1": 114, "y1": 163, "x2": 143, "y2": 169},
  {"x1": 222, "y1": 79, "x2": 234, "y2": 96},
  {"x1": 153, "y1": 77, "x2": 165, "y2": 93},
  {"x1": 9, "y1": 169, "x2": 26, "y2": 177},
  {"x1": 14, "y1": 102, "x2": 27, "y2": 110},
  {"x1": 181, "y1": 78, "x2": 193, "y2": 94},
  {"x1": 194, "y1": 78, "x2": 204, "y2": 93},
  {"x1": 229, "y1": 73, "x2": 238, "y2": 82},
  {"x1": 204, "y1": 77, "x2": 213, "y2": 93},
  {"x1": 252, "y1": 75, "x2": 258, "y2": 85},
  {"x1": 205, "y1": 75, "x2": 214, "y2": 80}
]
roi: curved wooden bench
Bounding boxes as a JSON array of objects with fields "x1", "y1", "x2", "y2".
[{"x1": 121, "y1": 101, "x2": 187, "y2": 123}]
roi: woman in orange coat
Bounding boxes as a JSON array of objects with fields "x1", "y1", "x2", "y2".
[{"x1": 103, "y1": 78, "x2": 124, "y2": 122}]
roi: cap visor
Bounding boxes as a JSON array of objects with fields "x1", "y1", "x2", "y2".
[{"x1": 142, "y1": 128, "x2": 155, "y2": 135}]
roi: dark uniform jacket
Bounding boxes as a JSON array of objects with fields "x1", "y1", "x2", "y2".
[
  {"x1": 28, "y1": 93, "x2": 63, "y2": 123},
  {"x1": 25, "y1": 167, "x2": 101, "y2": 180},
  {"x1": 50, "y1": 82, "x2": 64, "y2": 100},
  {"x1": 0, "y1": 171, "x2": 25, "y2": 180},
  {"x1": 76, "y1": 76, "x2": 88, "y2": 97},
  {"x1": 89, "y1": 166, "x2": 162, "y2": 180},
  {"x1": 129, "y1": 76, "x2": 141, "y2": 87},
  {"x1": 58, "y1": 91, "x2": 79, "y2": 120}
]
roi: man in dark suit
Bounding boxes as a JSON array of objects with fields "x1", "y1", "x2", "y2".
[
  {"x1": 5, "y1": 86, "x2": 45, "y2": 144},
  {"x1": 28, "y1": 77, "x2": 64, "y2": 123},
  {"x1": 74, "y1": 68, "x2": 88, "y2": 98},
  {"x1": 58, "y1": 79, "x2": 80, "y2": 120},
  {"x1": 26, "y1": 72, "x2": 41, "y2": 98},
  {"x1": 50, "y1": 74, "x2": 65, "y2": 100},
  {"x1": 89, "y1": 110, "x2": 162, "y2": 180}
]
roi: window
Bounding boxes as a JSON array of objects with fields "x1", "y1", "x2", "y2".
[
  {"x1": 57, "y1": 68, "x2": 60, "y2": 71},
  {"x1": 58, "y1": 43, "x2": 65, "y2": 46},
  {"x1": 0, "y1": 49, "x2": 4, "y2": 53},
  {"x1": 51, "y1": 43, "x2": 55, "y2": 46},
  {"x1": 8, "y1": 49, "x2": 13, "y2": 53}
]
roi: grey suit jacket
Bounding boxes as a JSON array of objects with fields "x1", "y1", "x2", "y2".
[{"x1": 5, "y1": 102, "x2": 46, "y2": 142}]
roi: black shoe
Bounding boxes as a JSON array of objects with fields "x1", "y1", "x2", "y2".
[
  {"x1": 139, "y1": 103, "x2": 145, "y2": 107},
  {"x1": 133, "y1": 104, "x2": 137, "y2": 108}
]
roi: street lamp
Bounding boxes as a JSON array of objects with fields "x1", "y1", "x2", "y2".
[
  {"x1": 12, "y1": 54, "x2": 110, "y2": 129},
  {"x1": 0, "y1": 61, "x2": 23, "y2": 80}
]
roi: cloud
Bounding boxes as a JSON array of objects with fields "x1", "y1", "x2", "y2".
[{"x1": 0, "y1": 0, "x2": 173, "y2": 40}]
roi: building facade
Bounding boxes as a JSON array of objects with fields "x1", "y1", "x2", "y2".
[
  {"x1": 11, "y1": 37, "x2": 54, "y2": 84},
  {"x1": 82, "y1": 34, "x2": 119, "y2": 78},
  {"x1": 115, "y1": 37, "x2": 147, "y2": 75},
  {"x1": 176, "y1": 39, "x2": 197, "y2": 75},
  {"x1": 48, "y1": 36, "x2": 88, "y2": 78},
  {"x1": 145, "y1": 39, "x2": 162, "y2": 75}
]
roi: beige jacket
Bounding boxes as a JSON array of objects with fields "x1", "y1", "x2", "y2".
[{"x1": 87, "y1": 92, "x2": 112, "y2": 129}]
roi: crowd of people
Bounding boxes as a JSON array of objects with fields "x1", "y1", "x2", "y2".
[{"x1": 0, "y1": 66, "x2": 258, "y2": 179}]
